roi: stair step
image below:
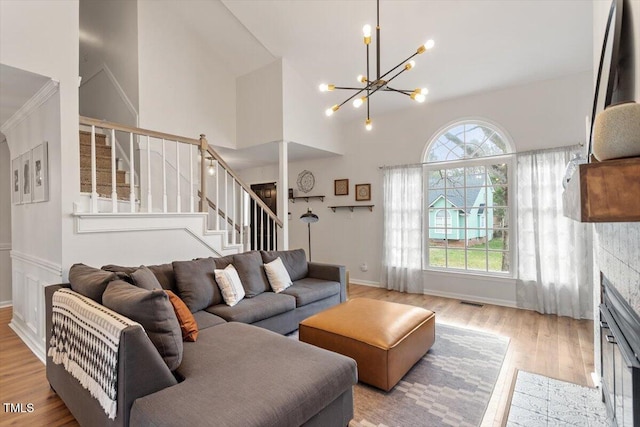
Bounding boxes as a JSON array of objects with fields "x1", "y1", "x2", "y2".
[
  {"x1": 80, "y1": 154, "x2": 115, "y2": 170},
  {"x1": 80, "y1": 167, "x2": 127, "y2": 185},
  {"x1": 81, "y1": 182, "x2": 132, "y2": 199},
  {"x1": 79, "y1": 130, "x2": 108, "y2": 145},
  {"x1": 80, "y1": 142, "x2": 113, "y2": 158}
]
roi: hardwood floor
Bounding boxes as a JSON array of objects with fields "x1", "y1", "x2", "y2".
[
  {"x1": 348, "y1": 284, "x2": 595, "y2": 427},
  {"x1": 0, "y1": 285, "x2": 594, "y2": 427}
]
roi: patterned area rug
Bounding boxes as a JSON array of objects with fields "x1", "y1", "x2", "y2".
[
  {"x1": 505, "y1": 370, "x2": 607, "y2": 426},
  {"x1": 349, "y1": 323, "x2": 509, "y2": 427}
]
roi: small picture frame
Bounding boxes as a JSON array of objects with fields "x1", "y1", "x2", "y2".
[
  {"x1": 12, "y1": 157, "x2": 21, "y2": 204},
  {"x1": 21, "y1": 151, "x2": 32, "y2": 203},
  {"x1": 31, "y1": 142, "x2": 49, "y2": 202},
  {"x1": 334, "y1": 179, "x2": 349, "y2": 196},
  {"x1": 355, "y1": 183, "x2": 371, "y2": 201}
]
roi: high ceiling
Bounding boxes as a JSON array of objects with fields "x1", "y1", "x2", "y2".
[{"x1": 221, "y1": 0, "x2": 594, "y2": 121}]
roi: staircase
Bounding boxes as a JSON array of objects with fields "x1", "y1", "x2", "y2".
[{"x1": 79, "y1": 130, "x2": 130, "y2": 198}]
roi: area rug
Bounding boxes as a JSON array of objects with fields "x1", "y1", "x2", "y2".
[
  {"x1": 504, "y1": 370, "x2": 607, "y2": 427},
  {"x1": 346, "y1": 323, "x2": 508, "y2": 427}
]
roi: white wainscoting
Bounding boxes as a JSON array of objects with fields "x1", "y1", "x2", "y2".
[
  {"x1": 9, "y1": 250, "x2": 62, "y2": 362},
  {"x1": 0, "y1": 243, "x2": 12, "y2": 307}
]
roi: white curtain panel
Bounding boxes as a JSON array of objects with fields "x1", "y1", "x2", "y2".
[
  {"x1": 381, "y1": 165, "x2": 424, "y2": 293},
  {"x1": 516, "y1": 146, "x2": 593, "y2": 319}
]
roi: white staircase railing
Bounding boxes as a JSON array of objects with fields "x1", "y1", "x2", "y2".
[{"x1": 79, "y1": 116, "x2": 282, "y2": 251}]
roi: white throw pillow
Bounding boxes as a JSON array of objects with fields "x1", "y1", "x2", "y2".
[
  {"x1": 214, "y1": 264, "x2": 245, "y2": 307},
  {"x1": 264, "y1": 257, "x2": 293, "y2": 293}
]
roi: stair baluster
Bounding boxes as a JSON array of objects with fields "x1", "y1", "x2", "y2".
[
  {"x1": 175, "y1": 141, "x2": 181, "y2": 213},
  {"x1": 90, "y1": 126, "x2": 99, "y2": 212},
  {"x1": 146, "y1": 135, "x2": 152, "y2": 212},
  {"x1": 189, "y1": 145, "x2": 194, "y2": 213},
  {"x1": 110, "y1": 129, "x2": 117, "y2": 212},
  {"x1": 129, "y1": 132, "x2": 135, "y2": 212},
  {"x1": 162, "y1": 138, "x2": 167, "y2": 213}
]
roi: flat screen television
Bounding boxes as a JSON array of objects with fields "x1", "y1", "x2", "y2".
[{"x1": 587, "y1": 0, "x2": 635, "y2": 160}]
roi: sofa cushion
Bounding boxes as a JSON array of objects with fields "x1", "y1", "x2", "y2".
[
  {"x1": 69, "y1": 263, "x2": 117, "y2": 303},
  {"x1": 264, "y1": 257, "x2": 293, "y2": 293},
  {"x1": 233, "y1": 251, "x2": 270, "y2": 298},
  {"x1": 102, "y1": 263, "x2": 177, "y2": 292},
  {"x1": 131, "y1": 322, "x2": 357, "y2": 427},
  {"x1": 130, "y1": 266, "x2": 162, "y2": 290},
  {"x1": 214, "y1": 264, "x2": 245, "y2": 307},
  {"x1": 165, "y1": 290, "x2": 198, "y2": 342},
  {"x1": 172, "y1": 258, "x2": 221, "y2": 312},
  {"x1": 102, "y1": 280, "x2": 183, "y2": 371},
  {"x1": 261, "y1": 249, "x2": 308, "y2": 281},
  {"x1": 192, "y1": 311, "x2": 227, "y2": 330},
  {"x1": 213, "y1": 255, "x2": 234, "y2": 269},
  {"x1": 282, "y1": 278, "x2": 341, "y2": 307},
  {"x1": 205, "y1": 292, "x2": 295, "y2": 324}
]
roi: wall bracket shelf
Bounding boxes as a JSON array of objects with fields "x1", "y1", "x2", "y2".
[
  {"x1": 562, "y1": 157, "x2": 640, "y2": 222},
  {"x1": 289, "y1": 195, "x2": 325, "y2": 203},
  {"x1": 328, "y1": 205, "x2": 374, "y2": 212}
]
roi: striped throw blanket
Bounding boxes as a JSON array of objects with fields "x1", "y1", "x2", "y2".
[{"x1": 48, "y1": 289, "x2": 141, "y2": 420}]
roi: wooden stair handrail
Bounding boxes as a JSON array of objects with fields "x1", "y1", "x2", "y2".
[{"x1": 80, "y1": 116, "x2": 200, "y2": 146}]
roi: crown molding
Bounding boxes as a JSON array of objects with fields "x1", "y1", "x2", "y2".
[{"x1": 0, "y1": 80, "x2": 60, "y2": 134}]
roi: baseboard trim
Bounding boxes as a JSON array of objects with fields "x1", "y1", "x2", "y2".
[
  {"x1": 9, "y1": 319, "x2": 45, "y2": 364},
  {"x1": 349, "y1": 279, "x2": 381, "y2": 287},
  {"x1": 0, "y1": 301, "x2": 12, "y2": 309},
  {"x1": 422, "y1": 288, "x2": 517, "y2": 308}
]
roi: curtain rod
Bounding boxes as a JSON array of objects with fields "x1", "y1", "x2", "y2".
[{"x1": 378, "y1": 143, "x2": 580, "y2": 170}]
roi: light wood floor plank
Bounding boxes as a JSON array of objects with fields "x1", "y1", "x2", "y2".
[{"x1": 0, "y1": 285, "x2": 594, "y2": 427}]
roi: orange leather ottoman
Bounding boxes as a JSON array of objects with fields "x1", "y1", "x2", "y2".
[{"x1": 299, "y1": 298, "x2": 435, "y2": 391}]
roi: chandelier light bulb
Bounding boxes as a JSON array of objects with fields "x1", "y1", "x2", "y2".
[
  {"x1": 362, "y1": 24, "x2": 372, "y2": 38},
  {"x1": 208, "y1": 163, "x2": 215, "y2": 176},
  {"x1": 357, "y1": 74, "x2": 367, "y2": 84},
  {"x1": 325, "y1": 104, "x2": 340, "y2": 117},
  {"x1": 353, "y1": 97, "x2": 366, "y2": 108},
  {"x1": 411, "y1": 92, "x2": 426, "y2": 103},
  {"x1": 419, "y1": 87, "x2": 429, "y2": 95},
  {"x1": 319, "y1": 83, "x2": 335, "y2": 92},
  {"x1": 365, "y1": 119, "x2": 372, "y2": 131},
  {"x1": 425, "y1": 39, "x2": 435, "y2": 50},
  {"x1": 405, "y1": 60, "x2": 416, "y2": 71}
]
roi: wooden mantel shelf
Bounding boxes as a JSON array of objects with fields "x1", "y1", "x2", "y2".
[
  {"x1": 328, "y1": 205, "x2": 374, "y2": 212},
  {"x1": 562, "y1": 157, "x2": 640, "y2": 222}
]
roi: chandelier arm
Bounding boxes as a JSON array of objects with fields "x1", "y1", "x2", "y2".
[
  {"x1": 334, "y1": 86, "x2": 369, "y2": 91},
  {"x1": 367, "y1": 36, "x2": 371, "y2": 119},
  {"x1": 384, "y1": 87, "x2": 413, "y2": 94},
  {"x1": 376, "y1": 0, "x2": 381, "y2": 79},
  {"x1": 376, "y1": 51, "x2": 420, "y2": 83}
]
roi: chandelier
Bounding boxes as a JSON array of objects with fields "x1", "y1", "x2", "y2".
[{"x1": 319, "y1": 0, "x2": 434, "y2": 131}]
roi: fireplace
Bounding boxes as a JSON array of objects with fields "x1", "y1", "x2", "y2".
[{"x1": 600, "y1": 274, "x2": 640, "y2": 426}]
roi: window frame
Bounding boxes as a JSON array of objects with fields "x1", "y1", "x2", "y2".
[{"x1": 422, "y1": 120, "x2": 516, "y2": 278}]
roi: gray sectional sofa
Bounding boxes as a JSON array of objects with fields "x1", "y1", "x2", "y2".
[{"x1": 45, "y1": 249, "x2": 357, "y2": 427}]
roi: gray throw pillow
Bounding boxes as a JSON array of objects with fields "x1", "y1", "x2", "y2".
[
  {"x1": 233, "y1": 251, "x2": 270, "y2": 298},
  {"x1": 213, "y1": 255, "x2": 234, "y2": 269},
  {"x1": 102, "y1": 263, "x2": 177, "y2": 292},
  {"x1": 260, "y1": 249, "x2": 308, "y2": 281},
  {"x1": 131, "y1": 266, "x2": 162, "y2": 290},
  {"x1": 172, "y1": 258, "x2": 222, "y2": 312},
  {"x1": 69, "y1": 263, "x2": 117, "y2": 303},
  {"x1": 103, "y1": 280, "x2": 183, "y2": 371}
]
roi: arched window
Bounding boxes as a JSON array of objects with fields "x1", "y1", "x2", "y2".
[{"x1": 424, "y1": 120, "x2": 513, "y2": 275}]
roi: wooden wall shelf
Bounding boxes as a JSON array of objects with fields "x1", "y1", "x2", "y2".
[
  {"x1": 562, "y1": 157, "x2": 640, "y2": 222},
  {"x1": 328, "y1": 205, "x2": 374, "y2": 212},
  {"x1": 289, "y1": 195, "x2": 325, "y2": 203}
]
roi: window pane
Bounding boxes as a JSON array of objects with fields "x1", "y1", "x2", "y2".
[
  {"x1": 467, "y1": 249, "x2": 487, "y2": 271},
  {"x1": 446, "y1": 249, "x2": 465, "y2": 269},
  {"x1": 424, "y1": 120, "x2": 511, "y2": 275}
]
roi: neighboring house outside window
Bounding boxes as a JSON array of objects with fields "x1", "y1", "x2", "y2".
[{"x1": 423, "y1": 120, "x2": 514, "y2": 275}]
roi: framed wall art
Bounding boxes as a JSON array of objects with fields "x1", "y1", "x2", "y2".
[
  {"x1": 334, "y1": 179, "x2": 349, "y2": 196},
  {"x1": 31, "y1": 141, "x2": 49, "y2": 202},
  {"x1": 355, "y1": 183, "x2": 371, "y2": 201},
  {"x1": 21, "y1": 151, "x2": 32, "y2": 203},
  {"x1": 12, "y1": 157, "x2": 21, "y2": 204}
]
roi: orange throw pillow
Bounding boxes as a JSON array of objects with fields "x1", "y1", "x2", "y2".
[{"x1": 165, "y1": 290, "x2": 199, "y2": 342}]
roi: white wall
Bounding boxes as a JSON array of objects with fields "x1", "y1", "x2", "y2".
[
  {"x1": 1, "y1": 0, "x2": 78, "y2": 360},
  {"x1": 240, "y1": 71, "x2": 593, "y2": 306},
  {"x1": 0, "y1": 141, "x2": 12, "y2": 306},
  {"x1": 282, "y1": 60, "x2": 342, "y2": 154},
  {"x1": 137, "y1": 0, "x2": 236, "y2": 148},
  {"x1": 79, "y1": 0, "x2": 139, "y2": 125},
  {"x1": 237, "y1": 59, "x2": 284, "y2": 148}
]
